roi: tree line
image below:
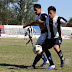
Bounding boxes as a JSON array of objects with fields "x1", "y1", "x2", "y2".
[
  {"x1": 0, "y1": 0, "x2": 38, "y2": 25},
  {"x1": 0, "y1": 0, "x2": 72, "y2": 25}
]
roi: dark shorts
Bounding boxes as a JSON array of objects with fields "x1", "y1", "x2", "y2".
[
  {"x1": 42, "y1": 38, "x2": 62, "y2": 50},
  {"x1": 29, "y1": 35, "x2": 32, "y2": 39}
]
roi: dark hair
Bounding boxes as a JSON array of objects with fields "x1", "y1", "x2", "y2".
[
  {"x1": 33, "y1": 4, "x2": 41, "y2": 8},
  {"x1": 48, "y1": 6, "x2": 56, "y2": 12}
]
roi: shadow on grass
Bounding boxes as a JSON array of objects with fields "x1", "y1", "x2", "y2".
[
  {"x1": 0, "y1": 63, "x2": 59, "y2": 70},
  {"x1": 0, "y1": 63, "x2": 45, "y2": 69},
  {"x1": 0, "y1": 63, "x2": 28, "y2": 69}
]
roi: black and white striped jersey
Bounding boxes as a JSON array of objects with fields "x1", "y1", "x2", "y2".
[
  {"x1": 27, "y1": 27, "x2": 36, "y2": 37},
  {"x1": 46, "y1": 16, "x2": 67, "y2": 39}
]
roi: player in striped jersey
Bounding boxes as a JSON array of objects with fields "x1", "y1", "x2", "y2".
[
  {"x1": 42, "y1": 6, "x2": 72, "y2": 69},
  {"x1": 26, "y1": 26, "x2": 36, "y2": 46}
]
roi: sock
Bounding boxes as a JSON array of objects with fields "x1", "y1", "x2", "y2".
[
  {"x1": 26, "y1": 40, "x2": 30, "y2": 44},
  {"x1": 42, "y1": 53, "x2": 47, "y2": 62},
  {"x1": 31, "y1": 39, "x2": 33, "y2": 46},
  {"x1": 45, "y1": 49, "x2": 54, "y2": 65},
  {"x1": 57, "y1": 50, "x2": 64, "y2": 60},
  {"x1": 32, "y1": 55, "x2": 42, "y2": 67}
]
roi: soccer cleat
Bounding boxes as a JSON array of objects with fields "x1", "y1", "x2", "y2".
[
  {"x1": 61, "y1": 57, "x2": 65, "y2": 67},
  {"x1": 40, "y1": 60, "x2": 49, "y2": 67},
  {"x1": 46, "y1": 65, "x2": 55, "y2": 70},
  {"x1": 27, "y1": 66, "x2": 36, "y2": 69}
]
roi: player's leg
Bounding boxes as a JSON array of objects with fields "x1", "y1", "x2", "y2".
[
  {"x1": 30, "y1": 37, "x2": 33, "y2": 46},
  {"x1": 27, "y1": 50, "x2": 55, "y2": 69},
  {"x1": 27, "y1": 54, "x2": 42, "y2": 69},
  {"x1": 27, "y1": 38, "x2": 55, "y2": 69},
  {"x1": 36, "y1": 33, "x2": 49, "y2": 66},
  {"x1": 26, "y1": 39, "x2": 30, "y2": 44},
  {"x1": 26, "y1": 35, "x2": 31, "y2": 45},
  {"x1": 53, "y1": 38, "x2": 65, "y2": 67},
  {"x1": 44, "y1": 49, "x2": 55, "y2": 69},
  {"x1": 42, "y1": 39, "x2": 55, "y2": 69},
  {"x1": 40, "y1": 53, "x2": 49, "y2": 66}
]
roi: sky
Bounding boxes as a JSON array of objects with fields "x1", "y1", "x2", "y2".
[{"x1": 37, "y1": 0, "x2": 72, "y2": 21}]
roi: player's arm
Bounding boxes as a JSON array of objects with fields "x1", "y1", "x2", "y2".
[
  {"x1": 23, "y1": 19, "x2": 45, "y2": 28},
  {"x1": 23, "y1": 21, "x2": 39, "y2": 28},
  {"x1": 66, "y1": 22, "x2": 72, "y2": 27},
  {"x1": 33, "y1": 28, "x2": 36, "y2": 33},
  {"x1": 60, "y1": 17, "x2": 72, "y2": 27},
  {"x1": 23, "y1": 13, "x2": 48, "y2": 28}
]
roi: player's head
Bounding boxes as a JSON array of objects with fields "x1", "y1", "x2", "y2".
[
  {"x1": 48, "y1": 6, "x2": 56, "y2": 19},
  {"x1": 33, "y1": 4, "x2": 41, "y2": 15}
]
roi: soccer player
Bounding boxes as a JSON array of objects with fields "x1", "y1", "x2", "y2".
[
  {"x1": 23, "y1": 4, "x2": 55, "y2": 68},
  {"x1": 26, "y1": 26, "x2": 36, "y2": 46},
  {"x1": 27, "y1": 6, "x2": 72, "y2": 70},
  {"x1": 0, "y1": 28, "x2": 1, "y2": 39},
  {"x1": 43, "y1": 6, "x2": 72, "y2": 68}
]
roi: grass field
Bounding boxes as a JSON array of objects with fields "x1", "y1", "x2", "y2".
[{"x1": 0, "y1": 38, "x2": 72, "y2": 72}]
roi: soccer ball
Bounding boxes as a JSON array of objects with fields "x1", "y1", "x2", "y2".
[{"x1": 33, "y1": 45, "x2": 42, "y2": 54}]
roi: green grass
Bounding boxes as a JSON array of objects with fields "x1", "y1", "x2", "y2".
[{"x1": 0, "y1": 38, "x2": 72, "y2": 72}]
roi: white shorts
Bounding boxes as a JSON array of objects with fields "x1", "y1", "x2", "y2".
[{"x1": 36, "y1": 32, "x2": 47, "y2": 45}]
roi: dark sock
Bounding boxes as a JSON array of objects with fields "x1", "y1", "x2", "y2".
[
  {"x1": 45, "y1": 49, "x2": 54, "y2": 65},
  {"x1": 31, "y1": 39, "x2": 33, "y2": 46},
  {"x1": 26, "y1": 40, "x2": 30, "y2": 44},
  {"x1": 42, "y1": 53, "x2": 47, "y2": 62},
  {"x1": 32, "y1": 55, "x2": 42, "y2": 67},
  {"x1": 57, "y1": 50, "x2": 64, "y2": 60}
]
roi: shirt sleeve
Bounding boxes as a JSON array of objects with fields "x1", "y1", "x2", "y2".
[
  {"x1": 40, "y1": 13, "x2": 48, "y2": 21},
  {"x1": 59, "y1": 17, "x2": 67, "y2": 25}
]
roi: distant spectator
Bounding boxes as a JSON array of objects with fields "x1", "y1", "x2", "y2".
[{"x1": 0, "y1": 28, "x2": 1, "y2": 39}]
